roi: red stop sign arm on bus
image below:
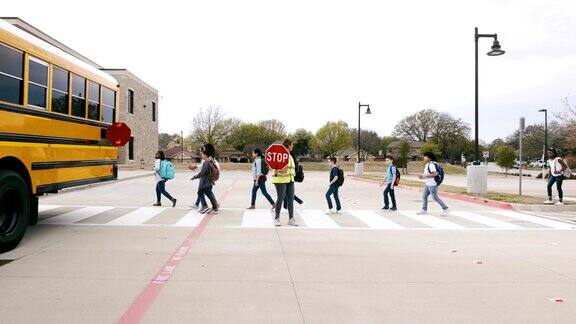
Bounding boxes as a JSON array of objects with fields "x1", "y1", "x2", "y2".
[{"x1": 106, "y1": 122, "x2": 131, "y2": 147}]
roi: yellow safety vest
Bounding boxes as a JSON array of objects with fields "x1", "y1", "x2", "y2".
[{"x1": 271, "y1": 155, "x2": 295, "y2": 184}]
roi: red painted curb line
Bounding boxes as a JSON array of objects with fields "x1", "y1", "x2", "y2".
[
  {"x1": 118, "y1": 178, "x2": 239, "y2": 324},
  {"x1": 350, "y1": 176, "x2": 513, "y2": 210}
]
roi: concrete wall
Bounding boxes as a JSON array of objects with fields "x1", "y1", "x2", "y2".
[{"x1": 103, "y1": 70, "x2": 158, "y2": 164}]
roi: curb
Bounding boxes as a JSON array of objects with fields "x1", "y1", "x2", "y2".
[{"x1": 350, "y1": 176, "x2": 513, "y2": 210}]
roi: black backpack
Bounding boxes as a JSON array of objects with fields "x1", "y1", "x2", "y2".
[
  {"x1": 336, "y1": 168, "x2": 345, "y2": 187},
  {"x1": 260, "y1": 159, "x2": 269, "y2": 176},
  {"x1": 294, "y1": 162, "x2": 304, "y2": 183}
]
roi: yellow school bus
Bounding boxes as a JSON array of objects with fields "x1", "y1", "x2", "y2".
[{"x1": 0, "y1": 20, "x2": 127, "y2": 252}]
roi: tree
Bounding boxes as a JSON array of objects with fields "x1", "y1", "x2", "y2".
[
  {"x1": 505, "y1": 122, "x2": 566, "y2": 161},
  {"x1": 291, "y1": 128, "x2": 314, "y2": 157},
  {"x1": 431, "y1": 113, "x2": 470, "y2": 162},
  {"x1": 190, "y1": 106, "x2": 233, "y2": 148},
  {"x1": 396, "y1": 141, "x2": 411, "y2": 174},
  {"x1": 226, "y1": 123, "x2": 284, "y2": 153},
  {"x1": 258, "y1": 119, "x2": 287, "y2": 135},
  {"x1": 158, "y1": 133, "x2": 180, "y2": 150},
  {"x1": 393, "y1": 109, "x2": 439, "y2": 141},
  {"x1": 495, "y1": 144, "x2": 516, "y2": 177},
  {"x1": 420, "y1": 141, "x2": 442, "y2": 159},
  {"x1": 350, "y1": 129, "x2": 383, "y2": 156},
  {"x1": 312, "y1": 121, "x2": 352, "y2": 157}
]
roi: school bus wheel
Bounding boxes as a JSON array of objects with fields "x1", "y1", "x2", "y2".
[{"x1": 0, "y1": 170, "x2": 31, "y2": 254}]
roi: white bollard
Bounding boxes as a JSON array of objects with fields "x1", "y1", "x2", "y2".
[
  {"x1": 355, "y1": 162, "x2": 364, "y2": 176},
  {"x1": 466, "y1": 164, "x2": 488, "y2": 194}
]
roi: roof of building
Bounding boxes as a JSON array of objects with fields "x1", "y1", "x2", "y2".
[
  {"x1": 0, "y1": 18, "x2": 117, "y2": 85},
  {"x1": 219, "y1": 148, "x2": 247, "y2": 157},
  {"x1": 163, "y1": 146, "x2": 198, "y2": 159},
  {"x1": 388, "y1": 140, "x2": 425, "y2": 148},
  {"x1": 100, "y1": 68, "x2": 158, "y2": 93}
]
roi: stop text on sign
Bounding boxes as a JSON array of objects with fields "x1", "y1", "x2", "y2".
[
  {"x1": 265, "y1": 143, "x2": 290, "y2": 171},
  {"x1": 267, "y1": 152, "x2": 289, "y2": 164}
]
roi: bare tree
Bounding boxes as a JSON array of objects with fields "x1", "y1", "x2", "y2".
[
  {"x1": 258, "y1": 119, "x2": 287, "y2": 135},
  {"x1": 190, "y1": 106, "x2": 232, "y2": 148}
]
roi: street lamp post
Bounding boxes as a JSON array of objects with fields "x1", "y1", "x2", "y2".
[
  {"x1": 356, "y1": 102, "x2": 372, "y2": 175},
  {"x1": 467, "y1": 27, "x2": 505, "y2": 194},
  {"x1": 538, "y1": 108, "x2": 548, "y2": 152}
]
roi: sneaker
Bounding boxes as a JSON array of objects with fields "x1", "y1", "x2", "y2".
[
  {"x1": 274, "y1": 218, "x2": 281, "y2": 227},
  {"x1": 335, "y1": 209, "x2": 342, "y2": 214},
  {"x1": 200, "y1": 207, "x2": 210, "y2": 214},
  {"x1": 325, "y1": 209, "x2": 334, "y2": 214},
  {"x1": 287, "y1": 218, "x2": 299, "y2": 226},
  {"x1": 555, "y1": 201, "x2": 564, "y2": 206},
  {"x1": 246, "y1": 205, "x2": 256, "y2": 210},
  {"x1": 381, "y1": 206, "x2": 390, "y2": 210},
  {"x1": 172, "y1": 199, "x2": 177, "y2": 208},
  {"x1": 211, "y1": 209, "x2": 219, "y2": 214},
  {"x1": 390, "y1": 206, "x2": 397, "y2": 211},
  {"x1": 197, "y1": 205, "x2": 204, "y2": 212},
  {"x1": 542, "y1": 199, "x2": 554, "y2": 205},
  {"x1": 441, "y1": 208, "x2": 450, "y2": 216},
  {"x1": 416, "y1": 210, "x2": 428, "y2": 215},
  {"x1": 153, "y1": 202, "x2": 161, "y2": 207}
]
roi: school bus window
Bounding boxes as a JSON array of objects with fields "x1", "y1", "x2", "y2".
[
  {"x1": 87, "y1": 80, "x2": 100, "y2": 121},
  {"x1": 71, "y1": 74, "x2": 86, "y2": 118},
  {"x1": 51, "y1": 66, "x2": 69, "y2": 114},
  {"x1": 102, "y1": 86, "x2": 116, "y2": 124},
  {"x1": 0, "y1": 42, "x2": 24, "y2": 105},
  {"x1": 28, "y1": 57, "x2": 48, "y2": 109}
]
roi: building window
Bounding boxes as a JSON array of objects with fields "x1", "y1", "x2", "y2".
[
  {"x1": 0, "y1": 42, "x2": 24, "y2": 105},
  {"x1": 102, "y1": 87, "x2": 116, "y2": 124},
  {"x1": 128, "y1": 89, "x2": 134, "y2": 114},
  {"x1": 51, "y1": 66, "x2": 69, "y2": 114},
  {"x1": 87, "y1": 81, "x2": 100, "y2": 121},
  {"x1": 128, "y1": 136, "x2": 134, "y2": 160},
  {"x1": 71, "y1": 74, "x2": 86, "y2": 118},
  {"x1": 152, "y1": 101, "x2": 156, "y2": 122},
  {"x1": 28, "y1": 57, "x2": 48, "y2": 109}
]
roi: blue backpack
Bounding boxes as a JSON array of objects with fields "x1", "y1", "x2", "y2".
[
  {"x1": 159, "y1": 160, "x2": 175, "y2": 180},
  {"x1": 427, "y1": 162, "x2": 444, "y2": 185}
]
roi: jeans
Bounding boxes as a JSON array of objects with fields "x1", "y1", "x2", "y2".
[
  {"x1": 198, "y1": 186, "x2": 218, "y2": 210},
  {"x1": 422, "y1": 185, "x2": 448, "y2": 211},
  {"x1": 383, "y1": 183, "x2": 396, "y2": 208},
  {"x1": 547, "y1": 175, "x2": 564, "y2": 201},
  {"x1": 156, "y1": 180, "x2": 174, "y2": 203},
  {"x1": 325, "y1": 185, "x2": 341, "y2": 210},
  {"x1": 251, "y1": 178, "x2": 275, "y2": 206},
  {"x1": 274, "y1": 182, "x2": 294, "y2": 220}
]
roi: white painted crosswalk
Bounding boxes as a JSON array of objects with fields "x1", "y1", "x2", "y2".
[{"x1": 37, "y1": 205, "x2": 576, "y2": 231}]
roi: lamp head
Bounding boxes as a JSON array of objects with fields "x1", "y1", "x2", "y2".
[
  {"x1": 487, "y1": 39, "x2": 505, "y2": 56},
  {"x1": 365, "y1": 106, "x2": 372, "y2": 114}
]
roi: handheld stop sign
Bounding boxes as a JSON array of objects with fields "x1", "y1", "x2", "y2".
[
  {"x1": 106, "y1": 122, "x2": 131, "y2": 147},
  {"x1": 265, "y1": 144, "x2": 290, "y2": 171}
]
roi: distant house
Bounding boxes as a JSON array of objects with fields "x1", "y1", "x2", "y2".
[
  {"x1": 336, "y1": 147, "x2": 375, "y2": 161},
  {"x1": 387, "y1": 141, "x2": 424, "y2": 161},
  {"x1": 218, "y1": 148, "x2": 250, "y2": 163},
  {"x1": 163, "y1": 146, "x2": 200, "y2": 163}
]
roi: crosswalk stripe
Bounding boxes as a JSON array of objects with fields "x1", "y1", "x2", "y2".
[
  {"x1": 106, "y1": 207, "x2": 166, "y2": 225},
  {"x1": 241, "y1": 210, "x2": 274, "y2": 228},
  {"x1": 450, "y1": 211, "x2": 524, "y2": 230},
  {"x1": 399, "y1": 211, "x2": 466, "y2": 229},
  {"x1": 298, "y1": 209, "x2": 340, "y2": 228},
  {"x1": 348, "y1": 210, "x2": 405, "y2": 229},
  {"x1": 38, "y1": 205, "x2": 61, "y2": 213},
  {"x1": 488, "y1": 211, "x2": 576, "y2": 230},
  {"x1": 40, "y1": 206, "x2": 114, "y2": 225},
  {"x1": 173, "y1": 210, "x2": 206, "y2": 227}
]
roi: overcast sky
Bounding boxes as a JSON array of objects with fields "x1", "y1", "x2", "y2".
[{"x1": 4, "y1": 0, "x2": 576, "y2": 141}]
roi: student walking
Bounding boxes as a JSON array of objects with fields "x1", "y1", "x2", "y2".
[
  {"x1": 325, "y1": 157, "x2": 342, "y2": 213},
  {"x1": 543, "y1": 148, "x2": 568, "y2": 205},
  {"x1": 189, "y1": 146, "x2": 205, "y2": 211},
  {"x1": 417, "y1": 152, "x2": 449, "y2": 215},
  {"x1": 247, "y1": 148, "x2": 275, "y2": 209},
  {"x1": 191, "y1": 144, "x2": 219, "y2": 214},
  {"x1": 379, "y1": 155, "x2": 397, "y2": 211},
  {"x1": 153, "y1": 150, "x2": 177, "y2": 207},
  {"x1": 272, "y1": 139, "x2": 298, "y2": 226}
]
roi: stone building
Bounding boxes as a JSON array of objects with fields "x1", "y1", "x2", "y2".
[{"x1": 2, "y1": 17, "x2": 159, "y2": 164}]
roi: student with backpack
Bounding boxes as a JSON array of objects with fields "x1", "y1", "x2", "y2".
[
  {"x1": 543, "y1": 147, "x2": 570, "y2": 205},
  {"x1": 417, "y1": 152, "x2": 448, "y2": 215},
  {"x1": 153, "y1": 150, "x2": 177, "y2": 207},
  {"x1": 191, "y1": 144, "x2": 219, "y2": 214},
  {"x1": 379, "y1": 155, "x2": 398, "y2": 211},
  {"x1": 325, "y1": 157, "x2": 342, "y2": 213},
  {"x1": 247, "y1": 148, "x2": 275, "y2": 210},
  {"x1": 189, "y1": 146, "x2": 205, "y2": 211}
]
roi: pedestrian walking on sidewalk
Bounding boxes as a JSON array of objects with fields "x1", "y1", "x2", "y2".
[
  {"x1": 153, "y1": 150, "x2": 177, "y2": 207},
  {"x1": 379, "y1": 155, "x2": 397, "y2": 211},
  {"x1": 247, "y1": 148, "x2": 275, "y2": 210},
  {"x1": 325, "y1": 157, "x2": 342, "y2": 213},
  {"x1": 191, "y1": 144, "x2": 220, "y2": 214},
  {"x1": 189, "y1": 146, "x2": 205, "y2": 211},
  {"x1": 543, "y1": 148, "x2": 569, "y2": 205},
  {"x1": 417, "y1": 152, "x2": 449, "y2": 215},
  {"x1": 272, "y1": 139, "x2": 298, "y2": 227}
]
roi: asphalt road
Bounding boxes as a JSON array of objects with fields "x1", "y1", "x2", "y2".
[{"x1": 1, "y1": 171, "x2": 575, "y2": 323}]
